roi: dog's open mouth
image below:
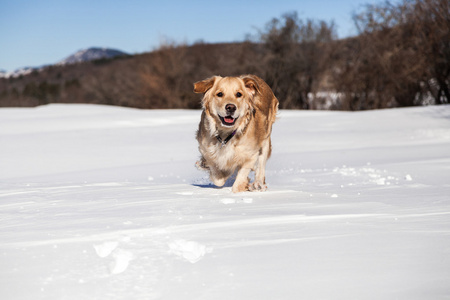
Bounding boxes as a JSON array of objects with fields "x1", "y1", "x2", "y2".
[{"x1": 219, "y1": 115, "x2": 238, "y2": 126}]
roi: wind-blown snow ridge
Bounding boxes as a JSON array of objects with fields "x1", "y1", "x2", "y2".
[{"x1": 0, "y1": 104, "x2": 449, "y2": 299}]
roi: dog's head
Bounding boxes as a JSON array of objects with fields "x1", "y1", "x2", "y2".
[{"x1": 194, "y1": 76, "x2": 259, "y2": 129}]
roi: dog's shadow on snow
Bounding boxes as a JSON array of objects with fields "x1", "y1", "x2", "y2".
[
  {"x1": 192, "y1": 176, "x2": 235, "y2": 190},
  {"x1": 192, "y1": 172, "x2": 256, "y2": 190}
]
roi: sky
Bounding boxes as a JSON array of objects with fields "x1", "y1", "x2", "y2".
[{"x1": 1, "y1": 0, "x2": 380, "y2": 72}]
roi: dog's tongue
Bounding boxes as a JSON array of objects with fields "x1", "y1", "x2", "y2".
[{"x1": 224, "y1": 116, "x2": 234, "y2": 124}]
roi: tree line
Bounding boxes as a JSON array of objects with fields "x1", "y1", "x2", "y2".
[
  {"x1": 0, "y1": 0, "x2": 448, "y2": 110},
  {"x1": 334, "y1": 0, "x2": 449, "y2": 109}
]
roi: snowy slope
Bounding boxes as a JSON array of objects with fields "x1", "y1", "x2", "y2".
[
  {"x1": 0, "y1": 66, "x2": 38, "y2": 79},
  {"x1": 0, "y1": 48, "x2": 128, "y2": 78},
  {"x1": 1, "y1": 104, "x2": 449, "y2": 300},
  {"x1": 57, "y1": 48, "x2": 128, "y2": 65}
]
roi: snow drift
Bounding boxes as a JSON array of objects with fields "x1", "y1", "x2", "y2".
[{"x1": 1, "y1": 104, "x2": 449, "y2": 299}]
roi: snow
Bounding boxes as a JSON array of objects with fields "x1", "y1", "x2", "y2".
[
  {"x1": 0, "y1": 66, "x2": 38, "y2": 79},
  {"x1": 0, "y1": 48, "x2": 127, "y2": 78},
  {"x1": 1, "y1": 103, "x2": 449, "y2": 299},
  {"x1": 57, "y1": 48, "x2": 128, "y2": 66}
]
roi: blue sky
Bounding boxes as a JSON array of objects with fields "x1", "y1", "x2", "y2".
[{"x1": 1, "y1": 0, "x2": 380, "y2": 71}]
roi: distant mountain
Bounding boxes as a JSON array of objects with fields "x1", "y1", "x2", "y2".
[
  {"x1": 0, "y1": 47, "x2": 129, "y2": 79},
  {"x1": 0, "y1": 66, "x2": 39, "y2": 79},
  {"x1": 57, "y1": 47, "x2": 129, "y2": 66}
]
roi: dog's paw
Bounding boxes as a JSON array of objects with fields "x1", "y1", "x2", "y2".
[
  {"x1": 195, "y1": 160, "x2": 209, "y2": 171},
  {"x1": 231, "y1": 182, "x2": 250, "y2": 193},
  {"x1": 248, "y1": 181, "x2": 267, "y2": 192},
  {"x1": 232, "y1": 185, "x2": 248, "y2": 193}
]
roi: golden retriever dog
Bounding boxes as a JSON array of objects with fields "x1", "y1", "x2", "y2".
[{"x1": 194, "y1": 75, "x2": 278, "y2": 192}]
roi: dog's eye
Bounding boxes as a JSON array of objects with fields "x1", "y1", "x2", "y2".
[
  {"x1": 236, "y1": 92, "x2": 242, "y2": 98},
  {"x1": 216, "y1": 92, "x2": 223, "y2": 97}
]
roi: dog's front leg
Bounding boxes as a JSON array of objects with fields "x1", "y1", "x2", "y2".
[
  {"x1": 210, "y1": 167, "x2": 230, "y2": 188},
  {"x1": 248, "y1": 139, "x2": 270, "y2": 191},
  {"x1": 232, "y1": 167, "x2": 251, "y2": 193}
]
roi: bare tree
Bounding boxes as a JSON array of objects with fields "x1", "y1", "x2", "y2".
[
  {"x1": 412, "y1": 0, "x2": 450, "y2": 104},
  {"x1": 259, "y1": 12, "x2": 337, "y2": 109},
  {"x1": 334, "y1": 0, "x2": 449, "y2": 109}
]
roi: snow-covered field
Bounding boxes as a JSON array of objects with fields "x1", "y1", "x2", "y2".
[{"x1": 1, "y1": 104, "x2": 449, "y2": 300}]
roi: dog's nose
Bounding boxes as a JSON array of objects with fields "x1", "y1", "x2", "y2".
[{"x1": 225, "y1": 104, "x2": 236, "y2": 114}]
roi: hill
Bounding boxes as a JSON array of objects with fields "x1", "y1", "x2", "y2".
[
  {"x1": 0, "y1": 42, "x2": 263, "y2": 109},
  {"x1": 0, "y1": 47, "x2": 129, "y2": 79},
  {"x1": 57, "y1": 47, "x2": 129, "y2": 66}
]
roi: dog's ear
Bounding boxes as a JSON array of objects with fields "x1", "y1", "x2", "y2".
[
  {"x1": 241, "y1": 75, "x2": 260, "y2": 97},
  {"x1": 194, "y1": 76, "x2": 219, "y2": 94}
]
